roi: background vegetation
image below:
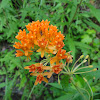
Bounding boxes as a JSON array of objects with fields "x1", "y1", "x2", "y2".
[{"x1": 0, "y1": 0, "x2": 100, "y2": 100}]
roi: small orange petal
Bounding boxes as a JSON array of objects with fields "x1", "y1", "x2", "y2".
[
  {"x1": 43, "y1": 66, "x2": 51, "y2": 70},
  {"x1": 37, "y1": 48, "x2": 41, "y2": 52},
  {"x1": 47, "y1": 72, "x2": 53, "y2": 78},
  {"x1": 53, "y1": 50, "x2": 57, "y2": 54},
  {"x1": 24, "y1": 66, "x2": 30, "y2": 69},
  {"x1": 35, "y1": 63, "x2": 42, "y2": 66},
  {"x1": 25, "y1": 51, "x2": 28, "y2": 56},
  {"x1": 34, "y1": 80, "x2": 38, "y2": 85},
  {"x1": 50, "y1": 56, "x2": 57, "y2": 64},
  {"x1": 30, "y1": 73, "x2": 38, "y2": 76},
  {"x1": 41, "y1": 49, "x2": 44, "y2": 58},
  {"x1": 27, "y1": 55, "x2": 32, "y2": 60},
  {"x1": 48, "y1": 45, "x2": 55, "y2": 50},
  {"x1": 43, "y1": 77, "x2": 48, "y2": 83}
]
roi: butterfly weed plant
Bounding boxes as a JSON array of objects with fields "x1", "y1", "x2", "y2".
[
  {"x1": 13, "y1": 20, "x2": 98, "y2": 100},
  {"x1": 0, "y1": 0, "x2": 99, "y2": 99}
]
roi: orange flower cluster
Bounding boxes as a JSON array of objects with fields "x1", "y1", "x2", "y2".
[
  {"x1": 24, "y1": 63, "x2": 63, "y2": 85},
  {"x1": 13, "y1": 20, "x2": 72, "y2": 85},
  {"x1": 13, "y1": 20, "x2": 65, "y2": 59}
]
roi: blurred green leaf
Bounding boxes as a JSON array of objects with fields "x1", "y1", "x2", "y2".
[
  {"x1": 86, "y1": 29, "x2": 96, "y2": 35},
  {"x1": 75, "y1": 41, "x2": 93, "y2": 49},
  {"x1": 67, "y1": 35, "x2": 75, "y2": 59},
  {"x1": 69, "y1": 0, "x2": 77, "y2": 24},
  {"x1": 0, "y1": 0, "x2": 10, "y2": 9},
  {"x1": 87, "y1": 3, "x2": 100, "y2": 22},
  {"x1": 84, "y1": 19, "x2": 100, "y2": 32},
  {"x1": 55, "y1": 93, "x2": 74, "y2": 100},
  {"x1": 81, "y1": 35, "x2": 92, "y2": 43},
  {"x1": 0, "y1": 82, "x2": 6, "y2": 88},
  {"x1": 48, "y1": 83, "x2": 63, "y2": 89}
]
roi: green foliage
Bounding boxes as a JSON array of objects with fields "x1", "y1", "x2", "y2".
[
  {"x1": 0, "y1": 0, "x2": 100, "y2": 99},
  {"x1": 48, "y1": 83, "x2": 63, "y2": 89}
]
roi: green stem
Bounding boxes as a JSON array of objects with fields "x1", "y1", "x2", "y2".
[
  {"x1": 27, "y1": 84, "x2": 36, "y2": 100},
  {"x1": 74, "y1": 70, "x2": 93, "y2": 74},
  {"x1": 87, "y1": 83, "x2": 93, "y2": 100},
  {"x1": 73, "y1": 60, "x2": 87, "y2": 72},
  {"x1": 63, "y1": 66, "x2": 68, "y2": 72},
  {"x1": 19, "y1": 57, "x2": 24, "y2": 69},
  {"x1": 5, "y1": 70, "x2": 8, "y2": 100},
  {"x1": 58, "y1": 72, "x2": 62, "y2": 84},
  {"x1": 66, "y1": 63, "x2": 70, "y2": 72},
  {"x1": 71, "y1": 56, "x2": 82, "y2": 72},
  {"x1": 79, "y1": 87, "x2": 90, "y2": 100},
  {"x1": 83, "y1": 78, "x2": 93, "y2": 100},
  {"x1": 73, "y1": 66, "x2": 89, "y2": 72},
  {"x1": 71, "y1": 80, "x2": 88, "y2": 100}
]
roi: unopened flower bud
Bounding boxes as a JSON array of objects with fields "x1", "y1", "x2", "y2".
[
  {"x1": 83, "y1": 77, "x2": 87, "y2": 82},
  {"x1": 58, "y1": 79, "x2": 60, "y2": 84},
  {"x1": 85, "y1": 55, "x2": 89, "y2": 59},
  {"x1": 88, "y1": 65, "x2": 93, "y2": 68},
  {"x1": 93, "y1": 77, "x2": 95, "y2": 80},
  {"x1": 48, "y1": 55, "x2": 50, "y2": 57},
  {"x1": 93, "y1": 68, "x2": 97, "y2": 71},
  {"x1": 83, "y1": 60, "x2": 87, "y2": 63},
  {"x1": 80, "y1": 55, "x2": 84, "y2": 59},
  {"x1": 93, "y1": 77, "x2": 95, "y2": 82},
  {"x1": 70, "y1": 77, "x2": 73, "y2": 81}
]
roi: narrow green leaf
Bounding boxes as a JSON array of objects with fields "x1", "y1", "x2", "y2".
[
  {"x1": 52, "y1": 3, "x2": 61, "y2": 11},
  {"x1": 19, "y1": 76, "x2": 27, "y2": 89},
  {"x1": 67, "y1": 35, "x2": 75, "y2": 59},
  {"x1": 48, "y1": 83, "x2": 63, "y2": 89},
  {"x1": 86, "y1": 3, "x2": 100, "y2": 22},
  {"x1": 0, "y1": 0, "x2": 9, "y2": 9},
  {"x1": 0, "y1": 70, "x2": 6, "y2": 75},
  {"x1": 55, "y1": 93, "x2": 73, "y2": 100},
  {"x1": 0, "y1": 82, "x2": 6, "y2": 88},
  {"x1": 81, "y1": 35, "x2": 92, "y2": 44},
  {"x1": 69, "y1": 0, "x2": 77, "y2": 24},
  {"x1": 83, "y1": 19, "x2": 100, "y2": 32},
  {"x1": 74, "y1": 41, "x2": 93, "y2": 49}
]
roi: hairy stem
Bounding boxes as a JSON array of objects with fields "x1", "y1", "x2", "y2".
[
  {"x1": 27, "y1": 84, "x2": 36, "y2": 100},
  {"x1": 5, "y1": 70, "x2": 8, "y2": 100},
  {"x1": 71, "y1": 79, "x2": 88, "y2": 100}
]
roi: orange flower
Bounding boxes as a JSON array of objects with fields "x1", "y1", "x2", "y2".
[
  {"x1": 52, "y1": 65, "x2": 62, "y2": 74},
  {"x1": 42, "y1": 64, "x2": 63, "y2": 78},
  {"x1": 29, "y1": 64, "x2": 36, "y2": 72},
  {"x1": 55, "y1": 31, "x2": 65, "y2": 41},
  {"x1": 34, "y1": 74, "x2": 48, "y2": 85},
  {"x1": 13, "y1": 42, "x2": 22, "y2": 49},
  {"x1": 24, "y1": 64, "x2": 36, "y2": 72},
  {"x1": 27, "y1": 31, "x2": 36, "y2": 48},
  {"x1": 56, "y1": 49, "x2": 67, "y2": 59},
  {"x1": 50, "y1": 49, "x2": 67, "y2": 64},
  {"x1": 37, "y1": 38, "x2": 48, "y2": 58},
  {"x1": 56, "y1": 41, "x2": 65, "y2": 50},
  {"x1": 38, "y1": 38, "x2": 47, "y2": 48},
  {"x1": 15, "y1": 50, "x2": 24, "y2": 57},
  {"x1": 25, "y1": 63, "x2": 45, "y2": 73},
  {"x1": 37, "y1": 65, "x2": 44, "y2": 73},
  {"x1": 66, "y1": 51, "x2": 73, "y2": 63},
  {"x1": 15, "y1": 29, "x2": 26, "y2": 41}
]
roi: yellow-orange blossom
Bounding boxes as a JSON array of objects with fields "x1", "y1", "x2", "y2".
[{"x1": 13, "y1": 20, "x2": 72, "y2": 85}]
